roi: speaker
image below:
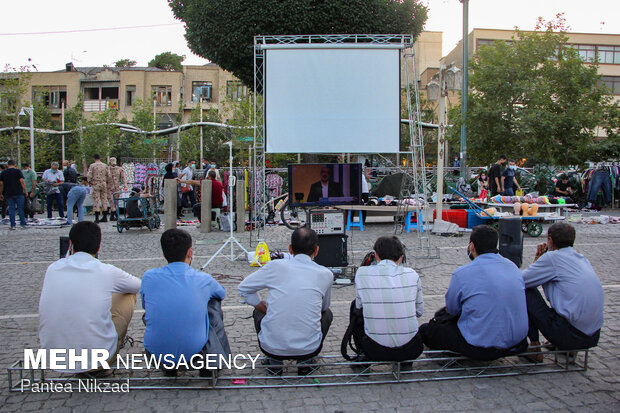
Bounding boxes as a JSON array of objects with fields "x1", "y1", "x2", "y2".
[
  {"x1": 499, "y1": 217, "x2": 523, "y2": 268},
  {"x1": 315, "y1": 234, "x2": 348, "y2": 267}
]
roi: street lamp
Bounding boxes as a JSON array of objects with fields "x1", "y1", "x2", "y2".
[
  {"x1": 19, "y1": 105, "x2": 35, "y2": 172},
  {"x1": 460, "y1": 0, "x2": 470, "y2": 178},
  {"x1": 426, "y1": 65, "x2": 462, "y2": 223}
]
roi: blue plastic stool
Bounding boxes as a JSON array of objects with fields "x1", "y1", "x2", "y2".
[
  {"x1": 404, "y1": 211, "x2": 424, "y2": 233},
  {"x1": 346, "y1": 210, "x2": 364, "y2": 231}
]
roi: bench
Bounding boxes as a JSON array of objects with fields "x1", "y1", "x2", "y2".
[{"x1": 7, "y1": 347, "x2": 589, "y2": 391}]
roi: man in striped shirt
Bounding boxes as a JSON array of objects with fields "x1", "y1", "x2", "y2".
[{"x1": 352, "y1": 236, "x2": 424, "y2": 361}]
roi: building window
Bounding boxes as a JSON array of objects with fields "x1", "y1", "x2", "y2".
[
  {"x1": 152, "y1": 85, "x2": 172, "y2": 106},
  {"x1": 568, "y1": 44, "x2": 596, "y2": 62},
  {"x1": 125, "y1": 85, "x2": 136, "y2": 106},
  {"x1": 32, "y1": 86, "x2": 67, "y2": 108},
  {"x1": 226, "y1": 81, "x2": 248, "y2": 100},
  {"x1": 599, "y1": 76, "x2": 620, "y2": 95},
  {"x1": 598, "y1": 45, "x2": 620, "y2": 64},
  {"x1": 192, "y1": 81, "x2": 212, "y2": 102}
]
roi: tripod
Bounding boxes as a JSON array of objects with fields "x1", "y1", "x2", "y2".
[{"x1": 202, "y1": 140, "x2": 260, "y2": 269}]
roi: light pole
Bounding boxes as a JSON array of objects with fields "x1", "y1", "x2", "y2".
[
  {"x1": 426, "y1": 65, "x2": 462, "y2": 222},
  {"x1": 19, "y1": 105, "x2": 35, "y2": 172},
  {"x1": 460, "y1": 0, "x2": 469, "y2": 178}
]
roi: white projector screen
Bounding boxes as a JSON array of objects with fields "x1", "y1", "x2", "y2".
[{"x1": 265, "y1": 47, "x2": 400, "y2": 153}]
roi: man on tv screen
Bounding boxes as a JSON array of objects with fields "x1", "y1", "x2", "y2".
[{"x1": 307, "y1": 165, "x2": 343, "y2": 202}]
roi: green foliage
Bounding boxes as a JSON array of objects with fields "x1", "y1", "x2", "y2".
[
  {"x1": 446, "y1": 18, "x2": 617, "y2": 167},
  {"x1": 0, "y1": 68, "x2": 32, "y2": 163},
  {"x1": 178, "y1": 104, "x2": 227, "y2": 164},
  {"x1": 129, "y1": 98, "x2": 164, "y2": 158},
  {"x1": 148, "y1": 52, "x2": 184, "y2": 72},
  {"x1": 169, "y1": 0, "x2": 428, "y2": 87},
  {"x1": 114, "y1": 59, "x2": 137, "y2": 68}
]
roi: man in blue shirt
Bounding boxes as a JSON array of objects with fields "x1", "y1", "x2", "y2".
[
  {"x1": 501, "y1": 160, "x2": 522, "y2": 196},
  {"x1": 522, "y1": 223, "x2": 603, "y2": 356},
  {"x1": 141, "y1": 229, "x2": 230, "y2": 377},
  {"x1": 419, "y1": 225, "x2": 529, "y2": 360}
]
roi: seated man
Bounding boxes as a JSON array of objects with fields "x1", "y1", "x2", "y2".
[
  {"x1": 419, "y1": 225, "x2": 528, "y2": 361},
  {"x1": 349, "y1": 236, "x2": 424, "y2": 362},
  {"x1": 183, "y1": 170, "x2": 224, "y2": 222},
  {"x1": 39, "y1": 222, "x2": 140, "y2": 374},
  {"x1": 553, "y1": 174, "x2": 575, "y2": 203},
  {"x1": 141, "y1": 229, "x2": 230, "y2": 376},
  {"x1": 238, "y1": 227, "x2": 333, "y2": 375},
  {"x1": 522, "y1": 222, "x2": 603, "y2": 357}
]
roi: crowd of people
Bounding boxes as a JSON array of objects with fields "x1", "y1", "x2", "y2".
[{"x1": 37, "y1": 220, "x2": 603, "y2": 377}]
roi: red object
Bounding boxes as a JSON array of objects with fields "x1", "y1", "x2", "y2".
[
  {"x1": 433, "y1": 209, "x2": 468, "y2": 228},
  {"x1": 211, "y1": 179, "x2": 224, "y2": 207}
]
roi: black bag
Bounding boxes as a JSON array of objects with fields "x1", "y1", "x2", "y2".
[{"x1": 341, "y1": 301, "x2": 365, "y2": 361}]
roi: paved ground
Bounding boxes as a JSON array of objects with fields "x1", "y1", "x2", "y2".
[{"x1": 0, "y1": 210, "x2": 619, "y2": 412}]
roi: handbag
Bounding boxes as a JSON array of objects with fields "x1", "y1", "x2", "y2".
[{"x1": 181, "y1": 184, "x2": 191, "y2": 194}]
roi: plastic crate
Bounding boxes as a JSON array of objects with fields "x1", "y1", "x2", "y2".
[
  {"x1": 466, "y1": 209, "x2": 487, "y2": 229},
  {"x1": 433, "y1": 209, "x2": 468, "y2": 228}
]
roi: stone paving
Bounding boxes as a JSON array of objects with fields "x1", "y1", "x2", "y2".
[{"x1": 0, "y1": 210, "x2": 619, "y2": 412}]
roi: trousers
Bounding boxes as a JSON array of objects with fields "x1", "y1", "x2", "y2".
[
  {"x1": 46, "y1": 192, "x2": 65, "y2": 218},
  {"x1": 253, "y1": 308, "x2": 333, "y2": 361},
  {"x1": 587, "y1": 170, "x2": 612, "y2": 205},
  {"x1": 66, "y1": 187, "x2": 87, "y2": 225},
  {"x1": 91, "y1": 183, "x2": 108, "y2": 212},
  {"x1": 7, "y1": 195, "x2": 26, "y2": 228},
  {"x1": 525, "y1": 288, "x2": 600, "y2": 350}
]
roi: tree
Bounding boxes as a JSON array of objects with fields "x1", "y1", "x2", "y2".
[
  {"x1": 114, "y1": 59, "x2": 137, "y2": 68},
  {"x1": 148, "y1": 52, "x2": 184, "y2": 72},
  {"x1": 446, "y1": 17, "x2": 617, "y2": 166},
  {"x1": 169, "y1": 0, "x2": 428, "y2": 87}
]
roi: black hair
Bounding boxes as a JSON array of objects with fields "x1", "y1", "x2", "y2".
[
  {"x1": 208, "y1": 170, "x2": 216, "y2": 179},
  {"x1": 69, "y1": 221, "x2": 101, "y2": 255},
  {"x1": 160, "y1": 229, "x2": 192, "y2": 263},
  {"x1": 373, "y1": 236, "x2": 405, "y2": 262},
  {"x1": 93, "y1": 154, "x2": 101, "y2": 160},
  {"x1": 558, "y1": 174, "x2": 568, "y2": 181},
  {"x1": 165, "y1": 163, "x2": 173, "y2": 173},
  {"x1": 188, "y1": 159, "x2": 195, "y2": 164},
  {"x1": 21, "y1": 162, "x2": 29, "y2": 168},
  {"x1": 498, "y1": 155, "x2": 507, "y2": 160},
  {"x1": 290, "y1": 227, "x2": 318, "y2": 256},
  {"x1": 7, "y1": 159, "x2": 16, "y2": 166},
  {"x1": 470, "y1": 225, "x2": 498, "y2": 255},
  {"x1": 548, "y1": 222, "x2": 575, "y2": 249}
]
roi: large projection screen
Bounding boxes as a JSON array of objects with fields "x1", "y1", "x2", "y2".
[{"x1": 265, "y1": 47, "x2": 400, "y2": 153}]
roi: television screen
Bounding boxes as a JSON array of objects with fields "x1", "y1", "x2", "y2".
[{"x1": 288, "y1": 164, "x2": 362, "y2": 207}]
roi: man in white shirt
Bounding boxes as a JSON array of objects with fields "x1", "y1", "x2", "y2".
[
  {"x1": 180, "y1": 159, "x2": 197, "y2": 207},
  {"x1": 238, "y1": 227, "x2": 333, "y2": 375},
  {"x1": 39, "y1": 221, "x2": 141, "y2": 374},
  {"x1": 42, "y1": 162, "x2": 65, "y2": 219},
  {"x1": 347, "y1": 236, "x2": 424, "y2": 362}
]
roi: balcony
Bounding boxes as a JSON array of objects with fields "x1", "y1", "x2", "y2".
[{"x1": 83, "y1": 99, "x2": 119, "y2": 112}]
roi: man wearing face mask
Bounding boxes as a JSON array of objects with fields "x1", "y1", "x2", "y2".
[
  {"x1": 488, "y1": 155, "x2": 507, "y2": 196},
  {"x1": 419, "y1": 225, "x2": 529, "y2": 361},
  {"x1": 501, "y1": 160, "x2": 522, "y2": 196},
  {"x1": 42, "y1": 162, "x2": 65, "y2": 219}
]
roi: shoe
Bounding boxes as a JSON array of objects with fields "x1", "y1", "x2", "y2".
[
  {"x1": 94, "y1": 212, "x2": 100, "y2": 223},
  {"x1": 162, "y1": 369, "x2": 178, "y2": 377},
  {"x1": 520, "y1": 341, "x2": 544, "y2": 363},
  {"x1": 199, "y1": 369, "x2": 214, "y2": 378},
  {"x1": 77, "y1": 368, "x2": 115, "y2": 378},
  {"x1": 9, "y1": 227, "x2": 16, "y2": 231},
  {"x1": 297, "y1": 358, "x2": 317, "y2": 376},
  {"x1": 262, "y1": 358, "x2": 283, "y2": 376},
  {"x1": 110, "y1": 211, "x2": 117, "y2": 221},
  {"x1": 350, "y1": 355, "x2": 371, "y2": 370},
  {"x1": 19, "y1": 226, "x2": 28, "y2": 230},
  {"x1": 100, "y1": 212, "x2": 108, "y2": 223}
]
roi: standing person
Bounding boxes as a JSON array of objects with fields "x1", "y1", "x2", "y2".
[
  {"x1": 62, "y1": 160, "x2": 78, "y2": 184},
  {"x1": 106, "y1": 157, "x2": 126, "y2": 221},
  {"x1": 38, "y1": 222, "x2": 141, "y2": 374},
  {"x1": 477, "y1": 171, "x2": 489, "y2": 198},
  {"x1": 238, "y1": 227, "x2": 333, "y2": 376},
  {"x1": 21, "y1": 162, "x2": 38, "y2": 219},
  {"x1": 87, "y1": 154, "x2": 110, "y2": 223},
  {"x1": 488, "y1": 155, "x2": 507, "y2": 197},
  {"x1": 0, "y1": 160, "x2": 28, "y2": 229},
  {"x1": 141, "y1": 229, "x2": 230, "y2": 377},
  {"x1": 419, "y1": 225, "x2": 529, "y2": 360},
  {"x1": 501, "y1": 160, "x2": 522, "y2": 196},
  {"x1": 66, "y1": 178, "x2": 91, "y2": 225},
  {"x1": 345, "y1": 236, "x2": 424, "y2": 362},
  {"x1": 521, "y1": 223, "x2": 603, "y2": 360},
  {"x1": 180, "y1": 160, "x2": 197, "y2": 208},
  {"x1": 163, "y1": 163, "x2": 183, "y2": 219},
  {"x1": 42, "y1": 162, "x2": 65, "y2": 219},
  {"x1": 0, "y1": 164, "x2": 7, "y2": 218}
]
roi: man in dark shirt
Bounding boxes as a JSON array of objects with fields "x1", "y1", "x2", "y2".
[
  {"x1": 0, "y1": 159, "x2": 28, "y2": 229},
  {"x1": 488, "y1": 155, "x2": 507, "y2": 196},
  {"x1": 554, "y1": 175, "x2": 573, "y2": 197},
  {"x1": 63, "y1": 161, "x2": 78, "y2": 184},
  {"x1": 501, "y1": 160, "x2": 522, "y2": 196}
]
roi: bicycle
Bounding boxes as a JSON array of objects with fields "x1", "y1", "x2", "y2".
[{"x1": 265, "y1": 193, "x2": 306, "y2": 230}]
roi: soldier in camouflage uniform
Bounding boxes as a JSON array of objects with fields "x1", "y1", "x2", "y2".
[
  {"x1": 87, "y1": 154, "x2": 110, "y2": 223},
  {"x1": 106, "y1": 157, "x2": 126, "y2": 221}
]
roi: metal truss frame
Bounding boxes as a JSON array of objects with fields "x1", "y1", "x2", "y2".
[
  {"x1": 251, "y1": 34, "x2": 419, "y2": 244},
  {"x1": 8, "y1": 349, "x2": 589, "y2": 391}
]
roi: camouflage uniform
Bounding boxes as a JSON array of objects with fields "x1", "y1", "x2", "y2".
[
  {"x1": 107, "y1": 164, "x2": 126, "y2": 212},
  {"x1": 87, "y1": 161, "x2": 110, "y2": 213}
]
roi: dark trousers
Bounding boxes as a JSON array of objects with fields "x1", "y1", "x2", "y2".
[
  {"x1": 419, "y1": 309, "x2": 527, "y2": 361},
  {"x1": 587, "y1": 170, "x2": 612, "y2": 205},
  {"x1": 182, "y1": 190, "x2": 196, "y2": 208},
  {"x1": 46, "y1": 193, "x2": 65, "y2": 218},
  {"x1": 526, "y1": 288, "x2": 600, "y2": 350},
  {"x1": 350, "y1": 301, "x2": 423, "y2": 362},
  {"x1": 253, "y1": 308, "x2": 333, "y2": 361},
  {"x1": 7, "y1": 195, "x2": 26, "y2": 228}
]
